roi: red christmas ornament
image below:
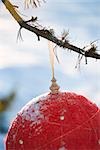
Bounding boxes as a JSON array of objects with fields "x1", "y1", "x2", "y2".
[
  {"x1": 5, "y1": 44, "x2": 100, "y2": 149},
  {"x1": 5, "y1": 78, "x2": 100, "y2": 150}
]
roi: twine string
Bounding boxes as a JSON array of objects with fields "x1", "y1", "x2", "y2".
[
  {"x1": 48, "y1": 41, "x2": 60, "y2": 94},
  {"x1": 48, "y1": 41, "x2": 55, "y2": 79}
]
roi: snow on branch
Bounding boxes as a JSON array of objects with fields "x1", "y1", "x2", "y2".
[
  {"x1": 24, "y1": 0, "x2": 45, "y2": 8},
  {"x1": 1, "y1": 0, "x2": 100, "y2": 61}
]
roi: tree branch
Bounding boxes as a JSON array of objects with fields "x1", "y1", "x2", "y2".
[{"x1": 1, "y1": 0, "x2": 100, "y2": 60}]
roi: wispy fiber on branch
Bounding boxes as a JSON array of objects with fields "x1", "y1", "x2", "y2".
[
  {"x1": 1, "y1": 0, "x2": 100, "y2": 61},
  {"x1": 24, "y1": 0, "x2": 45, "y2": 8}
]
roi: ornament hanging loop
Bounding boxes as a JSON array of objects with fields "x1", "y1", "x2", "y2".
[
  {"x1": 50, "y1": 77, "x2": 60, "y2": 94},
  {"x1": 48, "y1": 41, "x2": 60, "y2": 94}
]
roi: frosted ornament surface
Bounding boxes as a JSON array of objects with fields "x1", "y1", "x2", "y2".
[{"x1": 6, "y1": 92, "x2": 100, "y2": 150}]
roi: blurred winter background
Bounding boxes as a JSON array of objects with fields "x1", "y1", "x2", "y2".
[{"x1": 0, "y1": 0, "x2": 100, "y2": 149}]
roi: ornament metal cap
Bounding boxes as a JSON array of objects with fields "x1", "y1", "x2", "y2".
[{"x1": 50, "y1": 77, "x2": 60, "y2": 94}]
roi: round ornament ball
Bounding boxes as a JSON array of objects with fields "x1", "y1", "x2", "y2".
[{"x1": 5, "y1": 91, "x2": 100, "y2": 150}]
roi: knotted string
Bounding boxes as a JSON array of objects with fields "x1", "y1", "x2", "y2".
[{"x1": 48, "y1": 41, "x2": 60, "y2": 94}]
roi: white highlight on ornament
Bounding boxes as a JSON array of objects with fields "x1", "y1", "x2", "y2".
[
  {"x1": 19, "y1": 139, "x2": 23, "y2": 145},
  {"x1": 98, "y1": 139, "x2": 100, "y2": 145},
  {"x1": 58, "y1": 146, "x2": 67, "y2": 150},
  {"x1": 18, "y1": 93, "x2": 49, "y2": 123},
  {"x1": 60, "y1": 115, "x2": 65, "y2": 121}
]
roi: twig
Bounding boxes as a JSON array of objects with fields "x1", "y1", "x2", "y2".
[{"x1": 1, "y1": 0, "x2": 100, "y2": 60}]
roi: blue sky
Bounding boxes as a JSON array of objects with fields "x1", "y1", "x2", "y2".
[{"x1": 0, "y1": 0, "x2": 100, "y2": 106}]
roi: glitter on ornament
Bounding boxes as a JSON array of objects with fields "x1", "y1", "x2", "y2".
[
  {"x1": 98, "y1": 139, "x2": 100, "y2": 145},
  {"x1": 58, "y1": 146, "x2": 67, "y2": 150},
  {"x1": 60, "y1": 115, "x2": 65, "y2": 121},
  {"x1": 19, "y1": 139, "x2": 23, "y2": 145}
]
